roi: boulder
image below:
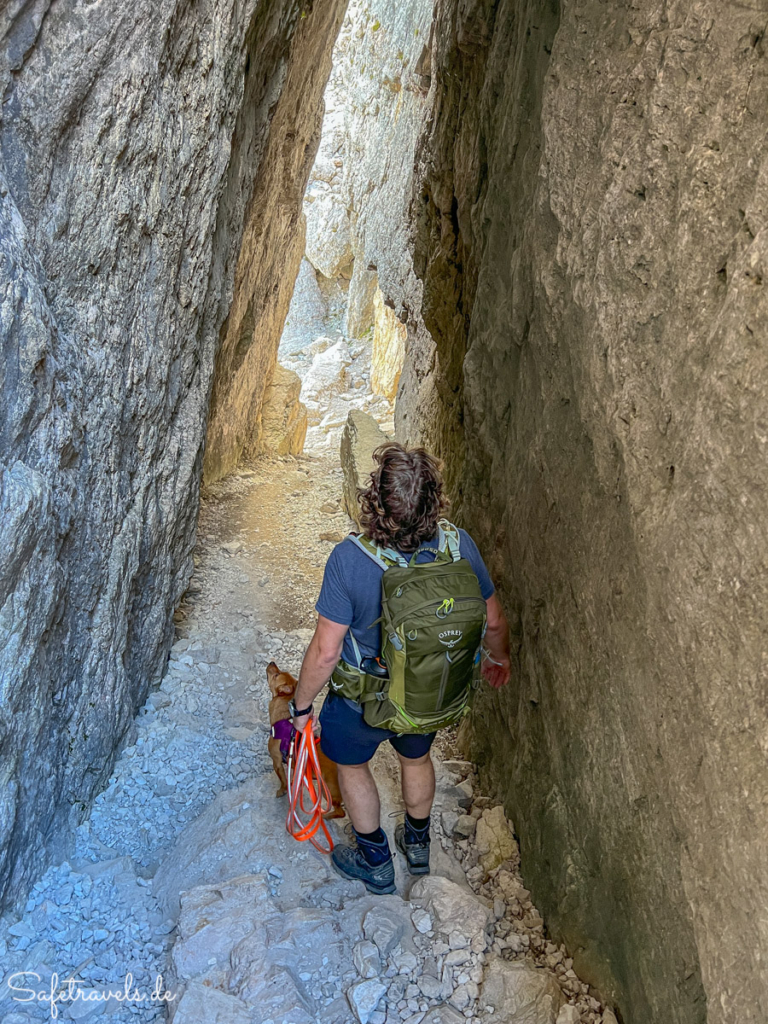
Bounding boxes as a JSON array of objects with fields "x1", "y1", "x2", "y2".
[
  {"x1": 340, "y1": 410, "x2": 390, "y2": 526},
  {"x1": 345, "y1": 266, "x2": 378, "y2": 339},
  {"x1": 474, "y1": 805, "x2": 517, "y2": 874},
  {"x1": 260, "y1": 365, "x2": 307, "y2": 456},
  {"x1": 302, "y1": 340, "x2": 354, "y2": 424},
  {"x1": 171, "y1": 982, "x2": 252, "y2": 1024},
  {"x1": 409, "y1": 876, "x2": 492, "y2": 952},
  {"x1": 480, "y1": 961, "x2": 563, "y2": 1024},
  {"x1": 371, "y1": 288, "x2": 406, "y2": 401},
  {"x1": 304, "y1": 185, "x2": 354, "y2": 280}
]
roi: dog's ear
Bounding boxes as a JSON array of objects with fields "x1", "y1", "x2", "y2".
[
  {"x1": 266, "y1": 662, "x2": 280, "y2": 693},
  {"x1": 275, "y1": 670, "x2": 297, "y2": 697}
]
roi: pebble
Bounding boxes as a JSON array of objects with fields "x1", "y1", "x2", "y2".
[
  {"x1": 556, "y1": 1006, "x2": 581, "y2": 1024},
  {"x1": 454, "y1": 814, "x2": 477, "y2": 838},
  {"x1": 354, "y1": 940, "x2": 382, "y2": 980},
  {"x1": 412, "y1": 909, "x2": 432, "y2": 934},
  {"x1": 417, "y1": 974, "x2": 443, "y2": 1000}
]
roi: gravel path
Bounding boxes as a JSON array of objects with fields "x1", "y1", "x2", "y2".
[{"x1": 0, "y1": 455, "x2": 612, "y2": 1024}]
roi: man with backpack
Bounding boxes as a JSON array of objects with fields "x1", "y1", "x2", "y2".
[{"x1": 290, "y1": 443, "x2": 511, "y2": 894}]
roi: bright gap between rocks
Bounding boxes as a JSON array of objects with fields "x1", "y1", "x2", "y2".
[{"x1": 276, "y1": 17, "x2": 405, "y2": 456}]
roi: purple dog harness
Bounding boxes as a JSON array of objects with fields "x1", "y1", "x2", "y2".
[{"x1": 271, "y1": 719, "x2": 295, "y2": 763}]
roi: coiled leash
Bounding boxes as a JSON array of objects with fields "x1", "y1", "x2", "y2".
[{"x1": 285, "y1": 722, "x2": 334, "y2": 854}]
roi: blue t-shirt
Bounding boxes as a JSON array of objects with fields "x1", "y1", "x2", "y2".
[{"x1": 315, "y1": 529, "x2": 495, "y2": 666}]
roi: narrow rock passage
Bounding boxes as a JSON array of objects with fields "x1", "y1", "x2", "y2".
[{"x1": 1, "y1": 454, "x2": 612, "y2": 1024}]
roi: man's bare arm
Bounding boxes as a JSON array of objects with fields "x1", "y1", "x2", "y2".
[
  {"x1": 291, "y1": 615, "x2": 348, "y2": 729},
  {"x1": 482, "y1": 592, "x2": 511, "y2": 689}
]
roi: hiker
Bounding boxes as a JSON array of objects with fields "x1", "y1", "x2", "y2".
[{"x1": 290, "y1": 442, "x2": 510, "y2": 893}]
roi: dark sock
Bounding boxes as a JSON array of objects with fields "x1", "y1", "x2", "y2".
[
  {"x1": 405, "y1": 813, "x2": 431, "y2": 842},
  {"x1": 354, "y1": 827, "x2": 391, "y2": 866}
]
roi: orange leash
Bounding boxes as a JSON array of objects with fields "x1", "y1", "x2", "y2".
[{"x1": 285, "y1": 722, "x2": 334, "y2": 854}]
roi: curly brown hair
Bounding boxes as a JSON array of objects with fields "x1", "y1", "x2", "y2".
[{"x1": 358, "y1": 442, "x2": 449, "y2": 553}]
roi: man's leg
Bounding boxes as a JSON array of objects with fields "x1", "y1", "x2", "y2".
[
  {"x1": 397, "y1": 750, "x2": 435, "y2": 819},
  {"x1": 392, "y1": 740, "x2": 437, "y2": 875},
  {"x1": 318, "y1": 697, "x2": 395, "y2": 894},
  {"x1": 336, "y1": 762, "x2": 381, "y2": 833}
]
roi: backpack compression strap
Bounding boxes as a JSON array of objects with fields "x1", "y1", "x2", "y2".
[{"x1": 437, "y1": 520, "x2": 462, "y2": 562}]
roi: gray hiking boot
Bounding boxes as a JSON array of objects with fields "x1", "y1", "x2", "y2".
[
  {"x1": 395, "y1": 821, "x2": 431, "y2": 875},
  {"x1": 331, "y1": 842, "x2": 396, "y2": 894}
]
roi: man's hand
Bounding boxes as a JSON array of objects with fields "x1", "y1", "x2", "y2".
[
  {"x1": 292, "y1": 711, "x2": 321, "y2": 736},
  {"x1": 482, "y1": 655, "x2": 511, "y2": 689},
  {"x1": 482, "y1": 594, "x2": 511, "y2": 689}
]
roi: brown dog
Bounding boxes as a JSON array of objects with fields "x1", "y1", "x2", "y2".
[{"x1": 266, "y1": 662, "x2": 344, "y2": 818}]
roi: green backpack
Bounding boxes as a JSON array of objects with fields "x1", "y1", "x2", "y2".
[{"x1": 329, "y1": 520, "x2": 487, "y2": 734}]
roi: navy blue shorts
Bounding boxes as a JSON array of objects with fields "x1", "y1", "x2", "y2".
[{"x1": 319, "y1": 693, "x2": 436, "y2": 765}]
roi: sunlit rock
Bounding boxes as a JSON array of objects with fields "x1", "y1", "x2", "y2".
[
  {"x1": 261, "y1": 365, "x2": 308, "y2": 457},
  {"x1": 371, "y1": 288, "x2": 406, "y2": 401}
]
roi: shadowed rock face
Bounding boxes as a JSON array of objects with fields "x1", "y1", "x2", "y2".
[
  {"x1": 0, "y1": 0, "x2": 344, "y2": 911},
  {"x1": 402, "y1": 1, "x2": 768, "y2": 1022},
  {"x1": 203, "y1": 0, "x2": 347, "y2": 482}
]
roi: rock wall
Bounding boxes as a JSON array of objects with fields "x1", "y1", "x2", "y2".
[
  {"x1": 402, "y1": 1, "x2": 768, "y2": 1022},
  {"x1": 203, "y1": 0, "x2": 347, "y2": 482},
  {"x1": 0, "y1": 0, "x2": 344, "y2": 911}
]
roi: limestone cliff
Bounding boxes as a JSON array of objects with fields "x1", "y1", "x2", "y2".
[
  {"x1": 302, "y1": 0, "x2": 434, "y2": 367},
  {"x1": 0, "y1": 0, "x2": 344, "y2": 911},
  {"x1": 403, "y1": 1, "x2": 768, "y2": 1022}
]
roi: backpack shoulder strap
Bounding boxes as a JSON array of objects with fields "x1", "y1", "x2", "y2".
[
  {"x1": 438, "y1": 519, "x2": 462, "y2": 563},
  {"x1": 348, "y1": 631, "x2": 364, "y2": 670},
  {"x1": 349, "y1": 534, "x2": 408, "y2": 569}
]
